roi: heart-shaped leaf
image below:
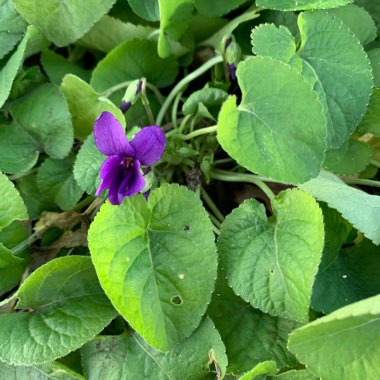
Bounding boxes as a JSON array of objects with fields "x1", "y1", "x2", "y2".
[
  {"x1": 218, "y1": 189, "x2": 324, "y2": 322},
  {"x1": 88, "y1": 184, "x2": 217, "y2": 351}
]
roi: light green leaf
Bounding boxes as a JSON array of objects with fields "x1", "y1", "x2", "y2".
[
  {"x1": 61, "y1": 74, "x2": 125, "y2": 141},
  {"x1": 91, "y1": 39, "x2": 179, "y2": 93},
  {"x1": 157, "y1": 0, "x2": 193, "y2": 58},
  {"x1": 0, "y1": 26, "x2": 29, "y2": 108},
  {"x1": 358, "y1": 88, "x2": 380, "y2": 136},
  {"x1": 0, "y1": 0, "x2": 27, "y2": 59},
  {"x1": 12, "y1": 0, "x2": 117, "y2": 46},
  {"x1": 239, "y1": 361, "x2": 278, "y2": 380},
  {"x1": 0, "y1": 256, "x2": 117, "y2": 365},
  {"x1": 41, "y1": 50, "x2": 90, "y2": 86},
  {"x1": 299, "y1": 170, "x2": 380, "y2": 244},
  {"x1": 0, "y1": 361, "x2": 85, "y2": 380},
  {"x1": 0, "y1": 172, "x2": 27, "y2": 231},
  {"x1": 127, "y1": 0, "x2": 160, "y2": 21},
  {"x1": 217, "y1": 57, "x2": 326, "y2": 184},
  {"x1": 208, "y1": 276, "x2": 298, "y2": 374},
  {"x1": 182, "y1": 87, "x2": 228, "y2": 116},
  {"x1": 218, "y1": 189, "x2": 324, "y2": 322},
  {"x1": 323, "y1": 139, "x2": 372, "y2": 175},
  {"x1": 0, "y1": 242, "x2": 26, "y2": 296},
  {"x1": 81, "y1": 318, "x2": 227, "y2": 379},
  {"x1": 88, "y1": 184, "x2": 217, "y2": 351},
  {"x1": 194, "y1": 0, "x2": 248, "y2": 17},
  {"x1": 312, "y1": 239, "x2": 380, "y2": 313},
  {"x1": 327, "y1": 4, "x2": 377, "y2": 45},
  {"x1": 73, "y1": 135, "x2": 104, "y2": 195},
  {"x1": 78, "y1": 15, "x2": 154, "y2": 53},
  {"x1": 36, "y1": 154, "x2": 84, "y2": 211},
  {"x1": 256, "y1": 0, "x2": 353, "y2": 11},
  {"x1": 10, "y1": 83, "x2": 74, "y2": 160},
  {"x1": 288, "y1": 295, "x2": 380, "y2": 380},
  {"x1": 0, "y1": 122, "x2": 39, "y2": 174}
]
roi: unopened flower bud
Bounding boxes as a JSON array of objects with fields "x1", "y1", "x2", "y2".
[{"x1": 120, "y1": 78, "x2": 146, "y2": 113}]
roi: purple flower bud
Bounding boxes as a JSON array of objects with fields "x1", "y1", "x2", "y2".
[
  {"x1": 94, "y1": 112, "x2": 166, "y2": 205},
  {"x1": 228, "y1": 63, "x2": 237, "y2": 81},
  {"x1": 120, "y1": 101, "x2": 132, "y2": 114}
]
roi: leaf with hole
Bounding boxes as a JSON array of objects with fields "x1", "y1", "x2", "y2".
[{"x1": 88, "y1": 184, "x2": 217, "y2": 351}]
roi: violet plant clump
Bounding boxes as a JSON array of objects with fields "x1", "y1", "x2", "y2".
[{"x1": 0, "y1": 1, "x2": 379, "y2": 379}]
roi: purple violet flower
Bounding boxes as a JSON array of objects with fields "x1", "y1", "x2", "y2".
[{"x1": 94, "y1": 111, "x2": 165, "y2": 205}]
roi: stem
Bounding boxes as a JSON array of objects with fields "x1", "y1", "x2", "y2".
[
  {"x1": 201, "y1": 187, "x2": 225, "y2": 223},
  {"x1": 179, "y1": 125, "x2": 217, "y2": 140},
  {"x1": 171, "y1": 92, "x2": 183, "y2": 130},
  {"x1": 146, "y1": 83, "x2": 165, "y2": 107},
  {"x1": 212, "y1": 224, "x2": 220, "y2": 236},
  {"x1": 211, "y1": 170, "x2": 276, "y2": 201},
  {"x1": 142, "y1": 94, "x2": 155, "y2": 125},
  {"x1": 344, "y1": 178, "x2": 380, "y2": 188},
  {"x1": 102, "y1": 80, "x2": 133, "y2": 97},
  {"x1": 214, "y1": 157, "x2": 235, "y2": 165},
  {"x1": 156, "y1": 55, "x2": 224, "y2": 126},
  {"x1": 12, "y1": 231, "x2": 42, "y2": 255},
  {"x1": 370, "y1": 159, "x2": 380, "y2": 168},
  {"x1": 73, "y1": 195, "x2": 95, "y2": 212},
  {"x1": 208, "y1": 212, "x2": 222, "y2": 229}
]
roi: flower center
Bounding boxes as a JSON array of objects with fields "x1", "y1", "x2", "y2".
[{"x1": 123, "y1": 157, "x2": 134, "y2": 168}]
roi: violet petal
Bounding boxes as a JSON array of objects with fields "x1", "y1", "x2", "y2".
[
  {"x1": 117, "y1": 160, "x2": 146, "y2": 203},
  {"x1": 95, "y1": 155, "x2": 123, "y2": 196},
  {"x1": 94, "y1": 111, "x2": 135, "y2": 157},
  {"x1": 130, "y1": 126, "x2": 166, "y2": 166}
]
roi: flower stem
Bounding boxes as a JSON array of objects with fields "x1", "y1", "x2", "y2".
[
  {"x1": 343, "y1": 178, "x2": 380, "y2": 188},
  {"x1": 201, "y1": 187, "x2": 225, "y2": 223},
  {"x1": 141, "y1": 93, "x2": 155, "y2": 125},
  {"x1": 12, "y1": 231, "x2": 42, "y2": 255},
  {"x1": 102, "y1": 80, "x2": 133, "y2": 97},
  {"x1": 370, "y1": 159, "x2": 380, "y2": 168},
  {"x1": 212, "y1": 224, "x2": 220, "y2": 235},
  {"x1": 179, "y1": 125, "x2": 217, "y2": 140},
  {"x1": 208, "y1": 212, "x2": 222, "y2": 229},
  {"x1": 156, "y1": 55, "x2": 224, "y2": 126},
  {"x1": 171, "y1": 92, "x2": 183, "y2": 130},
  {"x1": 211, "y1": 170, "x2": 276, "y2": 201}
]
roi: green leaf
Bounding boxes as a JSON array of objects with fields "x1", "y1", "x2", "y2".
[
  {"x1": 368, "y1": 49, "x2": 380, "y2": 88},
  {"x1": 256, "y1": 0, "x2": 354, "y2": 11},
  {"x1": 91, "y1": 39, "x2": 179, "y2": 93},
  {"x1": 0, "y1": 122, "x2": 39, "y2": 174},
  {"x1": 251, "y1": 24, "x2": 300, "y2": 66},
  {"x1": 0, "y1": 0, "x2": 27, "y2": 60},
  {"x1": 208, "y1": 275, "x2": 298, "y2": 374},
  {"x1": 252, "y1": 12, "x2": 373, "y2": 148},
  {"x1": 36, "y1": 154, "x2": 84, "y2": 211},
  {"x1": 0, "y1": 242, "x2": 26, "y2": 295},
  {"x1": 0, "y1": 172, "x2": 27, "y2": 231},
  {"x1": 88, "y1": 184, "x2": 217, "y2": 351},
  {"x1": 0, "y1": 26, "x2": 29, "y2": 108},
  {"x1": 78, "y1": 15, "x2": 154, "y2": 53},
  {"x1": 218, "y1": 189, "x2": 324, "y2": 322},
  {"x1": 81, "y1": 318, "x2": 227, "y2": 379},
  {"x1": 296, "y1": 11, "x2": 373, "y2": 147},
  {"x1": 73, "y1": 134, "x2": 104, "y2": 195},
  {"x1": 358, "y1": 88, "x2": 380, "y2": 136},
  {"x1": 217, "y1": 57, "x2": 326, "y2": 184},
  {"x1": 299, "y1": 170, "x2": 380, "y2": 245},
  {"x1": 61, "y1": 74, "x2": 125, "y2": 141},
  {"x1": 356, "y1": 0, "x2": 380, "y2": 26},
  {"x1": 327, "y1": 4, "x2": 377, "y2": 45},
  {"x1": 194, "y1": 0, "x2": 248, "y2": 17},
  {"x1": 182, "y1": 87, "x2": 228, "y2": 116},
  {"x1": 10, "y1": 83, "x2": 74, "y2": 159},
  {"x1": 0, "y1": 256, "x2": 117, "y2": 365},
  {"x1": 0, "y1": 361, "x2": 85, "y2": 380},
  {"x1": 41, "y1": 50, "x2": 90, "y2": 86},
  {"x1": 323, "y1": 139, "x2": 372, "y2": 175},
  {"x1": 312, "y1": 239, "x2": 380, "y2": 313},
  {"x1": 127, "y1": 0, "x2": 160, "y2": 21},
  {"x1": 157, "y1": 0, "x2": 193, "y2": 58},
  {"x1": 239, "y1": 361, "x2": 278, "y2": 380},
  {"x1": 270, "y1": 369, "x2": 319, "y2": 379},
  {"x1": 318, "y1": 202, "x2": 352, "y2": 271},
  {"x1": 12, "y1": 0, "x2": 117, "y2": 46},
  {"x1": 288, "y1": 295, "x2": 380, "y2": 380}
]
